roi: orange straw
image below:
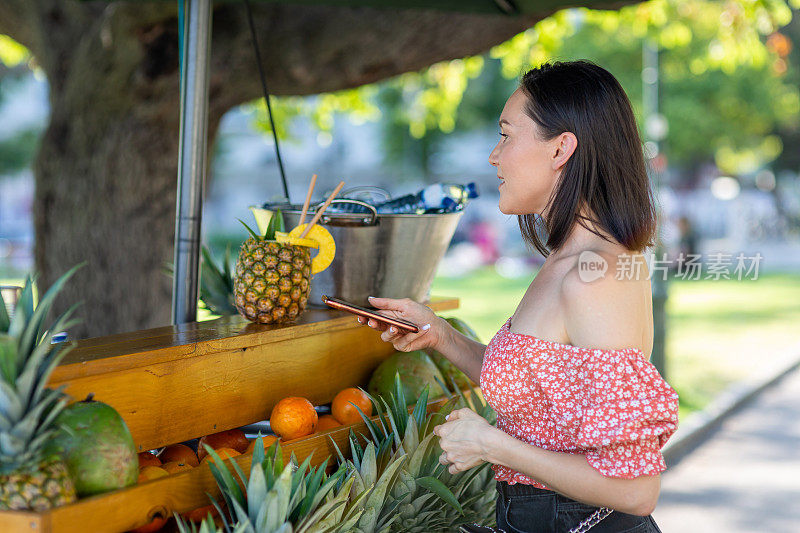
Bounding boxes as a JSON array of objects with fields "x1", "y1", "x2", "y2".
[
  {"x1": 301, "y1": 180, "x2": 345, "y2": 238},
  {"x1": 298, "y1": 174, "x2": 318, "y2": 226}
]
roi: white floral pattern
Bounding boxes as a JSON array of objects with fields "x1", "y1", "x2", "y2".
[{"x1": 479, "y1": 317, "x2": 679, "y2": 487}]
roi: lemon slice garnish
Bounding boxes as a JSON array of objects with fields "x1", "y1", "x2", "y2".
[
  {"x1": 288, "y1": 224, "x2": 336, "y2": 274},
  {"x1": 275, "y1": 231, "x2": 319, "y2": 249}
]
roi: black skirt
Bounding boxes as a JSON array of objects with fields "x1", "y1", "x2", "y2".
[{"x1": 492, "y1": 480, "x2": 663, "y2": 533}]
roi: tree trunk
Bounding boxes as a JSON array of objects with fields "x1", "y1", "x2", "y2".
[{"x1": 0, "y1": 0, "x2": 627, "y2": 338}]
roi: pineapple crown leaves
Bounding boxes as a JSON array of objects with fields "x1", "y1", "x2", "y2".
[
  {"x1": 238, "y1": 209, "x2": 285, "y2": 242},
  {"x1": 0, "y1": 264, "x2": 83, "y2": 472},
  {"x1": 0, "y1": 264, "x2": 83, "y2": 384},
  {"x1": 205, "y1": 436, "x2": 357, "y2": 533},
  {"x1": 176, "y1": 514, "x2": 238, "y2": 533},
  {"x1": 333, "y1": 376, "x2": 469, "y2": 531}
]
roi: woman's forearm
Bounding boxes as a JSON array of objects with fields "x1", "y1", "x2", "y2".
[
  {"x1": 481, "y1": 428, "x2": 660, "y2": 516},
  {"x1": 433, "y1": 317, "x2": 487, "y2": 383}
]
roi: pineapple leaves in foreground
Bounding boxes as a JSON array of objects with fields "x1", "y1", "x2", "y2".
[
  {"x1": 0, "y1": 265, "x2": 83, "y2": 512},
  {"x1": 192, "y1": 373, "x2": 496, "y2": 532},
  {"x1": 199, "y1": 436, "x2": 363, "y2": 533}
]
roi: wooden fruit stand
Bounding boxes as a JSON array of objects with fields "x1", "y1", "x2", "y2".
[{"x1": 0, "y1": 297, "x2": 458, "y2": 533}]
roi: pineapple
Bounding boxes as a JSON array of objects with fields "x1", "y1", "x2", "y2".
[
  {"x1": 177, "y1": 437, "x2": 365, "y2": 533},
  {"x1": 0, "y1": 266, "x2": 81, "y2": 511},
  {"x1": 234, "y1": 211, "x2": 312, "y2": 324},
  {"x1": 342, "y1": 375, "x2": 498, "y2": 532}
]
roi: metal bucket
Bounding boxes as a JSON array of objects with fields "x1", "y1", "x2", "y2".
[{"x1": 252, "y1": 199, "x2": 462, "y2": 307}]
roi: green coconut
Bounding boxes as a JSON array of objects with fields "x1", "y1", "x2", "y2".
[
  {"x1": 367, "y1": 351, "x2": 446, "y2": 407},
  {"x1": 426, "y1": 317, "x2": 481, "y2": 392},
  {"x1": 445, "y1": 316, "x2": 481, "y2": 342},
  {"x1": 45, "y1": 394, "x2": 138, "y2": 497}
]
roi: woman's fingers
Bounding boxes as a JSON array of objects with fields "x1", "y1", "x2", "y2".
[
  {"x1": 392, "y1": 324, "x2": 432, "y2": 351},
  {"x1": 367, "y1": 296, "x2": 407, "y2": 311}
]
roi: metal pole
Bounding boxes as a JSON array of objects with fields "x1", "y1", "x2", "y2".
[
  {"x1": 643, "y1": 39, "x2": 668, "y2": 378},
  {"x1": 172, "y1": 0, "x2": 212, "y2": 325}
]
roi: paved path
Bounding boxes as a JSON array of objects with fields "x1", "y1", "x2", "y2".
[{"x1": 652, "y1": 367, "x2": 800, "y2": 532}]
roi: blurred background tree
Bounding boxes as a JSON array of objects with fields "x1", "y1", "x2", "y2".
[{"x1": 258, "y1": 0, "x2": 798, "y2": 184}]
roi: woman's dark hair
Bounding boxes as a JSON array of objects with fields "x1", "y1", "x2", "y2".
[{"x1": 517, "y1": 60, "x2": 657, "y2": 256}]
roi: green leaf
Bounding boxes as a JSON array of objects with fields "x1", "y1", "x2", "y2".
[
  {"x1": 8, "y1": 274, "x2": 34, "y2": 339},
  {"x1": 247, "y1": 464, "x2": 267, "y2": 520},
  {"x1": 252, "y1": 434, "x2": 266, "y2": 466},
  {"x1": 416, "y1": 476, "x2": 464, "y2": 515},
  {"x1": 204, "y1": 445, "x2": 245, "y2": 510},
  {"x1": 238, "y1": 218, "x2": 261, "y2": 241},
  {"x1": 411, "y1": 386, "x2": 429, "y2": 429},
  {"x1": 262, "y1": 209, "x2": 285, "y2": 240},
  {"x1": 0, "y1": 289, "x2": 9, "y2": 334}
]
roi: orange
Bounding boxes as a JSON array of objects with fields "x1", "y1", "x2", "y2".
[
  {"x1": 138, "y1": 465, "x2": 169, "y2": 483},
  {"x1": 182, "y1": 504, "x2": 219, "y2": 523},
  {"x1": 315, "y1": 414, "x2": 343, "y2": 432},
  {"x1": 244, "y1": 435, "x2": 279, "y2": 455},
  {"x1": 159, "y1": 443, "x2": 199, "y2": 467},
  {"x1": 137, "y1": 452, "x2": 162, "y2": 469},
  {"x1": 197, "y1": 429, "x2": 249, "y2": 461},
  {"x1": 331, "y1": 388, "x2": 373, "y2": 425},
  {"x1": 129, "y1": 516, "x2": 167, "y2": 533},
  {"x1": 201, "y1": 447, "x2": 241, "y2": 466},
  {"x1": 270, "y1": 397, "x2": 318, "y2": 440},
  {"x1": 131, "y1": 467, "x2": 169, "y2": 532},
  {"x1": 162, "y1": 461, "x2": 193, "y2": 474}
]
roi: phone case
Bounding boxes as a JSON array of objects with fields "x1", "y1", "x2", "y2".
[{"x1": 321, "y1": 295, "x2": 420, "y2": 333}]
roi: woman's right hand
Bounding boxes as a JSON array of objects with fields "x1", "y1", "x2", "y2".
[{"x1": 356, "y1": 296, "x2": 449, "y2": 354}]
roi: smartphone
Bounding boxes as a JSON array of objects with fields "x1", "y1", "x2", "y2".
[{"x1": 321, "y1": 295, "x2": 420, "y2": 333}]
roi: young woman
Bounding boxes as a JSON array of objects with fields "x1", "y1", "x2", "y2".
[{"x1": 357, "y1": 61, "x2": 678, "y2": 532}]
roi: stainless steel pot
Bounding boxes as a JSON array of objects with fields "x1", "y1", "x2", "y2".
[{"x1": 254, "y1": 199, "x2": 462, "y2": 307}]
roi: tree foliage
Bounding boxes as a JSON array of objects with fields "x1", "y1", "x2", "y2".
[{"x1": 251, "y1": 0, "x2": 800, "y2": 177}]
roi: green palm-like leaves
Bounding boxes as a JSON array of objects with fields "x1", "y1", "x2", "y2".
[
  {"x1": 177, "y1": 436, "x2": 366, "y2": 533},
  {"x1": 0, "y1": 265, "x2": 82, "y2": 474},
  {"x1": 199, "y1": 245, "x2": 237, "y2": 315}
]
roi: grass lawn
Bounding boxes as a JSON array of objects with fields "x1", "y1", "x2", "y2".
[{"x1": 431, "y1": 268, "x2": 800, "y2": 419}]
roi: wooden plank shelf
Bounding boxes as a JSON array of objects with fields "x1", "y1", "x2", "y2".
[{"x1": 0, "y1": 297, "x2": 460, "y2": 532}]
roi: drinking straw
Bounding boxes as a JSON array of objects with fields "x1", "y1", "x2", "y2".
[
  {"x1": 301, "y1": 181, "x2": 345, "y2": 238},
  {"x1": 298, "y1": 174, "x2": 318, "y2": 226}
]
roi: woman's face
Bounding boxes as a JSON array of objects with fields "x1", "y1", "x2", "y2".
[{"x1": 489, "y1": 89, "x2": 571, "y2": 216}]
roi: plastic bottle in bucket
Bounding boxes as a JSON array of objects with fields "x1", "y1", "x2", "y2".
[{"x1": 375, "y1": 182, "x2": 478, "y2": 214}]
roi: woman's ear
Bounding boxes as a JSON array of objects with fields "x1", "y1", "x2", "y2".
[{"x1": 551, "y1": 132, "x2": 578, "y2": 170}]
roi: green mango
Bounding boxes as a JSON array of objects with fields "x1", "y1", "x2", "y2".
[
  {"x1": 45, "y1": 395, "x2": 138, "y2": 497},
  {"x1": 445, "y1": 316, "x2": 481, "y2": 342},
  {"x1": 367, "y1": 351, "x2": 446, "y2": 407},
  {"x1": 426, "y1": 317, "x2": 481, "y2": 392}
]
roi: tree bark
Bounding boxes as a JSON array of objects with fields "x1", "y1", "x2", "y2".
[{"x1": 0, "y1": 0, "x2": 629, "y2": 338}]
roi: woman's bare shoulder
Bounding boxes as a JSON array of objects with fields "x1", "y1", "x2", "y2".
[{"x1": 559, "y1": 249, "x2": 649, "y2": 351}]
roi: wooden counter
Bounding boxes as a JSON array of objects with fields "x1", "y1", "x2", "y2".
[
  {"x1": 0, "y1": 298, "x2": 464, "y2": 532},
  {"x1": 49, "y1": 297, "x2": 459, "y2": 453}
]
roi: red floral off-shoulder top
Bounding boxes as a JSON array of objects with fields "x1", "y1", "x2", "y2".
[{"x1": 479, "y1": 317, "x2": 679, "y2": 488}]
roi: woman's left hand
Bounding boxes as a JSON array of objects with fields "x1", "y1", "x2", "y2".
[{"x1": 432, "y1": 408, "x2": 495, "y2": 474}]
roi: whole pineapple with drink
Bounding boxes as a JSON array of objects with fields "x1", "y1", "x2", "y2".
[{"x1": 234, "y1": 178, "x2": 341, "y2": 324}]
